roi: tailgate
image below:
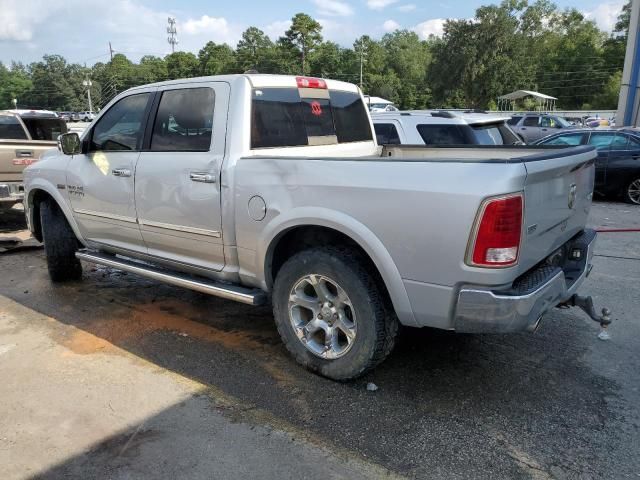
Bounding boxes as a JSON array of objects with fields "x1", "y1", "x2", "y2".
[
  {"x1": 519, "y1": 146, "x2": 597, "y2": 272},
  {"x1": 0, "y1": 141, "x2": 57, "y2": 180}
]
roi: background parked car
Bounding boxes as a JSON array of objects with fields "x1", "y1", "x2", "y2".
[
  {"x1": 372, "y1": 110, "x2": 522, "y2": 146},
  {"x1": 78, "y1": 111, "x2": 96, "y2": 122},
  {"x1": 534, "y1": 128, "x2": 640, "y2": 204},
  {"x1": 507, "y1": 113, "x2": 576, "y2": 142},
  {"x1": 57, "y1": 111, "x2": 71, "y2": 122}
]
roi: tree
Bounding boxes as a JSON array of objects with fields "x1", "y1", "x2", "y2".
[
  {"x1": 198, "y1": 42, "x2": 236, "y2": 75},
  {"x1": 236, "y1": 27, "x2": 274, "y2": 71},
  {"x1": 165, "y1": 52, "x2": 199, "y2": 80},
  {"x1": 282, "y1": 13, "x2": 322, "y2": 74},
  {"x1": 0, "y1": 62, "x2": 33, "y2": 109},
  {"x1": 138, "y1": 55, "x2": 168, "y2": 83}
]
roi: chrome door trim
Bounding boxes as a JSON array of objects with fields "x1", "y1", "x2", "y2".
[
  {"x1": 73, "y1": 208, "x2": 138, "y2": 224},
  {"x1": 139, "y1": 219, "x2": 221, "y2": 238}
]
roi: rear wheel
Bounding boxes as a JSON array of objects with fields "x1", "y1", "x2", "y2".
[
  {"x1": 625, "y1": 177, "x2": 640, "y2": 205},
  {"x1": 272, "y1": 247, "x2": 398, "y2": 381},
  {"x1": 40, "y1": 199, "x2": 82, "y2": 282}
]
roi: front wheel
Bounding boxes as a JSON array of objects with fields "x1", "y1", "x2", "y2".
[
  {"x1": 625, "y1": 177, "x2": 640, "y2": 205},
  {"x1": 40, "y1": 199, "x2": 82, "y2": 282},
  {"x1": 272, "y1": 247, "x2": 398, "y2": 381}
]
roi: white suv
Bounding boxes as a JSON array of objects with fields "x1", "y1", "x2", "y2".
[
  {"x1": 372, "y1": 110, "x2": 523, "y2": 146},
  {"x1": 78, "y1": 111, "x2": 96, "y2": 122}
]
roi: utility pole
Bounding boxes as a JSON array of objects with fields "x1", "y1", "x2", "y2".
[
  {"x1": 167, "y1": 17, "x2": 178, "y2": 53},
  {"x1": 83, "y1": 79, "x2": 93, "y2": 113},
  {"x1": 109, "y1": 42, "x2": 114, "y2": 61},
  {"x1": 355, "y1": 41, "x2": 367, "y2": 90},
  {"x1": 617, "y1": 0, "x2": 640, "y2": 126}
]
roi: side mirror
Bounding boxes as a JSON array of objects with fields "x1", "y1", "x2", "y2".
[{"x1": 58, "y1": 132, "x2": 81, "y2": 155}]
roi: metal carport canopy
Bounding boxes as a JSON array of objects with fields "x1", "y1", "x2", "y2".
[{"x1": 498, "y1": 90, "x2": 557, "y2": 101}]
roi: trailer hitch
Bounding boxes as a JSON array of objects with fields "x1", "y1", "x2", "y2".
[{"x1": 558, "y1": 294, "x2": 612, "y2": 340}]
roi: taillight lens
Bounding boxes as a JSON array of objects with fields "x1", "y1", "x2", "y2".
[
  {"x1": 296, "y1": 76, "x2": 327, "y2": 89},
  {"x1": 469, "y1": 194, "x2": 523, "y2": 267}
]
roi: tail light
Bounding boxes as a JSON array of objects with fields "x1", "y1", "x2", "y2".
[
  {"x1": 468, "y1": 193, "x2": 523, "y2": 267},
  {"x1": 296, "y1": 76, "x2": 327, "y2": 89}
]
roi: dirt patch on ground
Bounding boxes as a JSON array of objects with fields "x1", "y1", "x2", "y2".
[{"x1": 56, "y1": 300, "x2": 274, "y2": 355}]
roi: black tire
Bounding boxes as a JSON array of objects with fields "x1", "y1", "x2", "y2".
[
  {"x1": 272, "y1": 247, "x2": 398, "y2": 381},
  {"x1": 624, "y1": 177, "x2": 640, "y2": 205},
  {"x1": 40, "y1": 199, "x2": 82, "y2": 282}
]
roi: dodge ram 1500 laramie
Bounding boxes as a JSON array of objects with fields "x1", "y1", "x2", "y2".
[{"x1": 23, "y1": 75, "x2": 610, "y2": 380}]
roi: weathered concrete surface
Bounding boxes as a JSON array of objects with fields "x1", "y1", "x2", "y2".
[
  {"x1": 0, "y1": 201, "x2": 638, "y2": 479},
  {"x1": 0, "y1": 297, "x2": 397, "y2": 480}
]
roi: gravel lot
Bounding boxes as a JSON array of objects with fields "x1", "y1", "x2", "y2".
[{"x1": 0, "y1": 201, "x2": 638, "y2": 479}]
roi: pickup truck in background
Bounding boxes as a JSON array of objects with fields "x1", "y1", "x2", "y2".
[
  {"x1": 23, "y1": 74, "x2": 609, "y2": 380},
  {"x1": 0, "y1": 110, "x2": 67, "y2": 209}
]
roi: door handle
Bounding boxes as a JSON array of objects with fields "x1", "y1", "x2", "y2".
[
  {"x1": 189, "y1": 172, "x2": 216, "y2": 183},
  {"x1": 15, "y1": 149, "x2": 33, "y2": 157},
  {"x1": 521, "y1": 127, "x2": 526, "y2": 130},
  {"x1": 112, "y1": 168, "x2": 131, "y2": 177}
]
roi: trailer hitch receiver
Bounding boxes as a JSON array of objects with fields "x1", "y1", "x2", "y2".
[{"x1": 559, "y1": 294, "x2": 612, "y2": 340}]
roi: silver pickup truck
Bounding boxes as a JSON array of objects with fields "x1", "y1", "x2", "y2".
[{"x1": 23, "y1": 74, "x2": 609, "y2": 380}]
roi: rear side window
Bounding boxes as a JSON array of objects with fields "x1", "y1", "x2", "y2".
[
  {"x1": 251, "y1": 88, "x2": 372, "y2": 149},
  {"x1": 471, "y1": 124, "x2": 519, "y2": 145},
  {"x1": 588, "y1": 132, "x2": 617, "y2": 150},
  {"x1": 523, "y1": 116, "x2": 539, "y2": 127},
  {"x1": 374, "y1": 123, "x2": 401, "y2": 145},
  {"x1": 151, "y1": 88, "x2": 215, "y2": 152},
  {"x1": 21, "y1": 118, "x2": 67, "y2": 141},
  {"x1": 416, "y1": 124, "x2": 469, "y2": 145},
  {"x1": 507, "y1": 116, "x2": 522, "y2": 126},
  {"x1": 610, "y1": 133, "x2": 630, "y2": 150},
  {"x1": 0, "y1": 116, "x2": 27, "y2": 140},
  {"x1": 540, "y1": 133, "x2": 585, "y2": 146}
]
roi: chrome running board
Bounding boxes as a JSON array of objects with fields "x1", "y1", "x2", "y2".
[{"x1": 75, "y1": 249, "x2": 267, "y2": 306}]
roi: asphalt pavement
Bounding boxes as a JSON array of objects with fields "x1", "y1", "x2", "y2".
[{"x1": 0, "y1": 201, "x2": 638, "y2": 479}]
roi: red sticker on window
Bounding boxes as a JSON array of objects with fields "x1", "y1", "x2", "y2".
[{"x1": 310, "y1": 101, "x2": 322, "y2": 116}]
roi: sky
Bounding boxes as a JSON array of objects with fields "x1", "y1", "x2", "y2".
[{"x1": 0, "y1": 0, "x2": 627, "y2": 66}]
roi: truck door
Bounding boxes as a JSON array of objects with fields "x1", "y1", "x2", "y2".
[
  {"x1": 134, "y1": 82, "x2": 228, "y2": 271},
  {"x1": 587, "y1": 131, "x2": 617, "y2": 190},
  {"x1": 66, "y1": 90, "x2": 154, "y2": 253}
]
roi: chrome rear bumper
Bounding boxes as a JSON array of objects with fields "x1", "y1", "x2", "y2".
[{"x1": 454, "y1": 229, "x2": 596, "y2": 333}]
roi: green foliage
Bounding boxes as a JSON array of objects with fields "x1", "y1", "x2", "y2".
[
  {"x1": 0, "y1": 5, "x2": 629, "y2": 111},
  {"x1": 199, "y1": 42, "x2": 237, "y2": 75},
  {"x1": 236, "y1": 27, "x2": 274, "y2": 72},
  {"x1": 165, "y1": 51, "x2": 199, "y2": 80},
  {"x1": 282, "y1": 13, "x2": 323, "y2": 74}
]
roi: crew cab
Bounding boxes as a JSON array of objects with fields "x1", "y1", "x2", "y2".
[
  {"x1": 0, "y1": 110, "x2": 67, "y2": 209},
  {"x1": 373, "y1": 110, "x2": 522, "y2": 146},
  {"x1": 24, "y1": 75, "x2": 606, "y2": 380}
]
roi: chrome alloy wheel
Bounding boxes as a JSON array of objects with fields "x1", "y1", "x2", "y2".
[
  {"x1": 288, "y1": 274, "x2": 357, "y2": 359},
  {"x1": 628, "y1": 179, "x2": 640, "y2": 205}
]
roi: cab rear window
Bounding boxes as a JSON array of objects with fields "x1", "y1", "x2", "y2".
[
  {"x1": 21, "y1": 118, "x2": 68, "y2": 141},
  {"x1": 251, "y1": 88, "x2": 372, "y2": 149}
]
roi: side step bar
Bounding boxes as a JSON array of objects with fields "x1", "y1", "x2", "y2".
[{"x1": 75, "y1": 250, "x2": 267, "y2": 306}]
